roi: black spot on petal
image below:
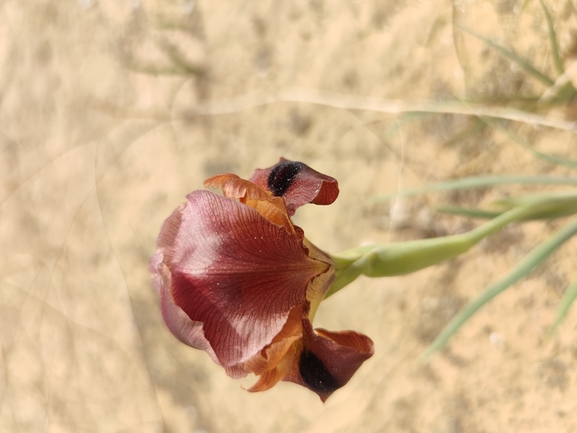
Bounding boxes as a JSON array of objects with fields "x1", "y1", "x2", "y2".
[
  {"x1": 299, "y1": 349, "x2": 340, "y2": 394},
  {"x1": 267, "y1": 161, "x2": 305, "y2": 196}
]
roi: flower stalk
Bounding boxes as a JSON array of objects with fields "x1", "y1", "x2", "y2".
[
  {"x1": 328, "y1": 193, "x2": 577, "y2": 298},
  {"x1": 326, "y1": 190, "x2": 577, "y2": 357}
]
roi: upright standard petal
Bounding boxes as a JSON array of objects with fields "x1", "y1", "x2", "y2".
[
  {"x1": 250, "y1": 158, "x2": 340, "y2": 216},
  {"x1": 204, "y1": 173, "x2": 295, "y2": 233},
  {"x1": 151, "y1": 190, "x2": 332, "y2": 375}
]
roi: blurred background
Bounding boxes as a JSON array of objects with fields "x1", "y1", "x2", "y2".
[{"x1": 2, "y1": 0, "x2": 577, "y2": 432}]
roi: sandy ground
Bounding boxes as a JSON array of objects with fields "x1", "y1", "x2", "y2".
[{"x1": 2, "y1": 0, "x2": 577, "y2": 432}]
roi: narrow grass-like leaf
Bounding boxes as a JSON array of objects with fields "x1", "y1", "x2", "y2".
[
  {"x1": 437, "y1": 202, "x2": 577, "y2": 221},
  {"x1": 420, "y1": 216, "x2": 577, "y2": 360},
  {"x1": 540, "y1": 77, "x2": 577, "y2": 103},
  {"x1": 494, "y1": 192, "x2": 577, "y2": 219},
  {"x1": 480, "y1": 117, "x2": 577, "y2": 170},
  {"x1": 437, "y1": 192, "x2": 577, "y2": 219},
  {"x1": 538, "y1": 0, "x2": 564, "y2": 75},
  {"x1": 373, "y1": 175, "x2": 577, "y2": 201},
  {"x1": 547, "y1": 278, "x2": 577, "y2": 337},
  {"x1": 435, "y1": 206, "x2": 502, "y2": 219},
  {"x1": 456, "y1": 25, "x2": 555, "y2": 87}
]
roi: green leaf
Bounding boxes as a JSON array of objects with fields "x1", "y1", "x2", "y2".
[
  {"x1": 435, "y1": 206, "x2": 502, "y2": 219},
  {"x1": 480, "y1": 117, "x2": 577, "y2": 170},
  {"x1": 547, "y1": 278, "x2": 577, "y2": 337},
  {"x1": 419, "y1": 215, "x2": 577, "y2": 360},
  {"x1": 495, "y1": 192, "x2": 577, "y2": 219},
  {"x1": 373, "y1": 175, "x2": 577, "y2": 201},
  {"x1": 437, "y1": 192, "x2": 577, "y2": 220},
  {"x1": 538, "y1": 0, "x2": 564, "y2": 76},
  {"x1": 456, "y1": 25, "x2": 555, "y2": 87}
]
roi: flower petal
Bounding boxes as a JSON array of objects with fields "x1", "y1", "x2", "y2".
[
  {"x1": 244, "y1": 306, "x2": 303, "y2": 375},
  {"x1": 283, "y1": 319, "x2": 374, "y2": 402},
  {"x1": 204, "y1": 173, "x2": 294, "y2": 233},
  {"x1": 246, "y1": 347, "x2": 296, "y2": 393},
  {"x1": 154, "y1": 190, "x2": 332, "y2": 372},
  {"x1": 150, "y1": 250, "x2": 220, "y2": 364},
  {"x1": 244, "y1": 307, "x2": 302, "y2": 393},
  {"x1": 250, "y1": 158, "x2": 339, "y2": 216}
]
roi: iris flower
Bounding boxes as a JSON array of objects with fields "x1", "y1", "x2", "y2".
[{"x1": 150, "y1": 158, "x2": 373, "y2": 401}]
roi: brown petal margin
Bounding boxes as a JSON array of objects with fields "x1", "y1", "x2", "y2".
[
  {"x1": 250, "y1": 158, "x2": 339, "y2": 216},
  {"x1": 244, "y1": 306, "x2": 303, "y2": 375},
  {"x1": 283, "y1": 319, "x2": 374, "y2": 402},
  {"x1": 244, "y1": 306, "x2": 303, "y2": 392},
  {"x1": 152, "y1": 190, "x2": 332, "y2": 372},
  {"x1": 204, "y1": 173, "x2": 294, "y2": 234}
]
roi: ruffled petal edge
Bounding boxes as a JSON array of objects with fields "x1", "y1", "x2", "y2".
[
  {"x1": 283, "y1": 319, "x2": 374, "y2": 402},
  {"x1": 249, "y1": 158, "x2": 339, "y2": 216}
]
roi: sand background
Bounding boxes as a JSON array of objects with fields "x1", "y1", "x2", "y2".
[{"x1": 2, "y1": 0, "x2": 577, "y2": 432}]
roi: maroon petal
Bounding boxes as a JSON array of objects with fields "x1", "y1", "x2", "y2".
[
  {"x1": 283, "y1": 319, "x2": 374, "y2": 402},
  {"x1": 250, "y1": 158, "x2": 339, "y2": 216},
  {"x1": 154, "y1": 190, "x2": 332, "y2": 372},
  {"x1": 150, "y1": 250, "x2": 220, "y2": 364}
]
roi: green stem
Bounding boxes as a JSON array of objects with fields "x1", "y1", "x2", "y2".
[{"x1": 326, "y1": 205, "x2": 537, "y2": 298}]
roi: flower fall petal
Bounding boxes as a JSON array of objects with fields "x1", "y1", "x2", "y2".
[
  {"x1": 151, "y1": 190, "x2": 331, "y2": 374},
  {"x1": 284, "y1": 319, "x2": 374, "y2": 402}
]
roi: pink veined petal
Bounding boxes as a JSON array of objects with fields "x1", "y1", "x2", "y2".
[
  {"x1": 150, "y1": 252, "x2": 222, "y2": 367},
  {"x1": 155, "y1": 190, "x2": 332, "y2": 370}
]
